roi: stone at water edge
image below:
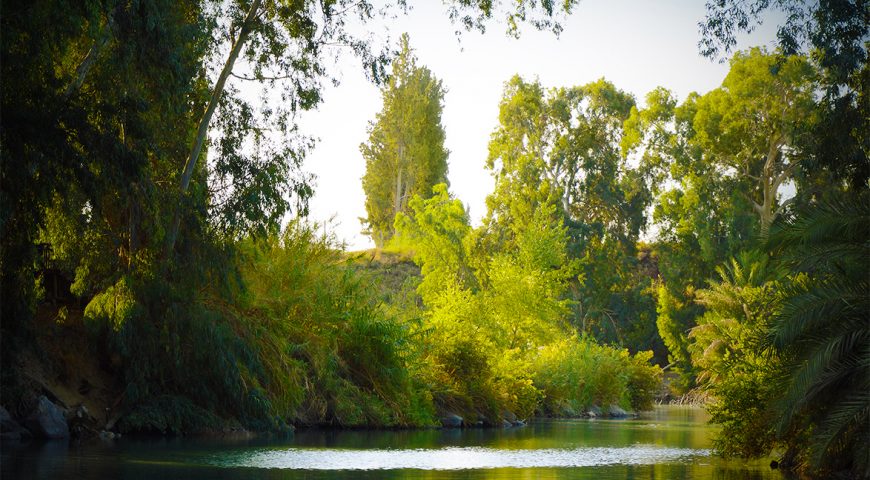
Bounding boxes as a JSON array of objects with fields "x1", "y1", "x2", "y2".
[
  {"x1": 0, "y1": 406, "x2": 32, "y2": 441},
  {"x1": 607, "y1": 405, "x2": 629, "y2": 418},
  {"x1": 440, "y1": 413, "x2": 463, "y2": 428},
  {"x1": 24, "y1": 396, "x2": 70, "y2": 439}
]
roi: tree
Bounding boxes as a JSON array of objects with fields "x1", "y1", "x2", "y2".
[
  {"x1": 700, "y1": 0, "x2": 869, "y2": 189},
  {"x1": 1, "y1": 0, "x2": 214, "y2": 329},
  {"x1": 0, "y1": 0, "x2": 581, "y2": 424},
  {"x1": 765, "y1": 194, "x2": 870, "y2": 475},
  {"x1": 483, "y1": 76, "x2": 655, "y2": 346},
  {"x1": 690, "y1": 48, "x2": 817, "y2": 236},
  {"x1": 1, "y1": 0, "x2": 581, "y2": 335},
  {"x1": 623, "y1": 49, "x2": 818, "y2": 384},
  {"x1": 165, "y1": 0, "x2": 582, "y2": 252},
  {"x1": 361, "y1": 34, "x2": 448, "y2": 247}
]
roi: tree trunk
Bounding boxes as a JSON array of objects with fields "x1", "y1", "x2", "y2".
[
  {"x1": 64, "y1": 5, "x2": 117, "y2": 100},
  {"x1": 758, "y1": 134, "x2": 783, "y2": 237},
  {"x1": 165, "y1": 0, "x2": 263, "y2": 256},
  {"x1": 394, "y1": 142, "x2": 406, "y2": 218},
  {"x1": 394, "y1": 167, "x2": 403, "y2": 215}
]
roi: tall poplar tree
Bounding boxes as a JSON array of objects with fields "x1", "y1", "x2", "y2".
[{"x1": 360, "y1": 34, "x2": 449, "y2": 247}]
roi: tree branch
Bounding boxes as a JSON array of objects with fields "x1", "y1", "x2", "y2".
[
  {"x1": 64, "y1": 6, "x2": 117, "y2": 100},
  {"x1": 772, "y1": 160, "x2": 799, "y2": 193},
  {"x1": 230, "y1": 72, "x2": 294, "y2": 81}
]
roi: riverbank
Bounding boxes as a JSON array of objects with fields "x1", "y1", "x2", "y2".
[
  {"x1": 1, "y1": 406, "x2": 785, "y2": 480},
  {"x1": 1, "y1": 295, "x2": 658, "y2": 442}
]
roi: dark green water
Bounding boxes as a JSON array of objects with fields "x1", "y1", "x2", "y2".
[{"x1": 1, "y1": 406, "x2": 785, "y2": 479}]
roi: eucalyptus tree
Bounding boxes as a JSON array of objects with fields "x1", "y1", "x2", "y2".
[
  {"x1": 700, "y1": 0, "x2": 868, "y2": 189},
  {"x1": 0, "y1": 0, "x2": 581, "y2": 420},
  {"x1": 485, "y1": 76, "x2": 646, "y2": 252},
  {"x1": 1, "y1": 0, "x2": 581, "y2": 321},
  {"x1": 623, "y1": 49, "x2": 817, "y2": 384},
  {"x1": 361, "y1": 34, "x2": 448, "y2": 247},
  {"x1": 165, "y1": 0, "x2": 581, "y2": 252},
  {"x1": 483, "y1": 76, "x2": 656, "y2": 347},
  {"x1": 691, "y1": 49, "x2": 817, "y2": 236}
]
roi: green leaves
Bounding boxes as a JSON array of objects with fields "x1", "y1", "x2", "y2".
[
  {"x1": 763, "y1": 193, "x2": 870, "y2": 475},
  {"x1": 361, "y1": 34, "x2": 449, "y2": 247}
]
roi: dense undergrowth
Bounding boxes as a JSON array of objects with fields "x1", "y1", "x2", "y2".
[{"x1": 74, "y1": 219, "x2": 660, "y2": 434}]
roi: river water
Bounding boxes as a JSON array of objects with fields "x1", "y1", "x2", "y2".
[{"x1": 1, "y1": 405, "x2": 786, "y2": 479}]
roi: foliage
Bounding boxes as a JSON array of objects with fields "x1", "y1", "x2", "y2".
[
  {"x1": 690, "y1": 251, "x2": 783, "y2": 387},
  {"x1": 660, "y1": 7, "x2": 870, "y2": 470},
  {"x1": 361, "y1": 34, "x2": 449, "y2": 247},
  {"x1": 531, "y1": 336, "x2": 661, "y2": 415},
  {"x1": 688, "y1": 251, "x2": 784, "y2": 457},
  {"x1": 626, "y1": 49, "x2": 820, "y2": 387},
  {"x1": 690, "y1": 48, "x2": 816, "y2": 234},
  {"x1": 699, "y1": 0, "x2": 869, "y2": 189},
  {"x1": 686, "y1": 195, "x2": 869, "y2": 476},
  {"x1": 239, "y1": 222, "x2": 435, "y2": 427},
  {"x1": 484, "y1": 75, "x2": 658, "y2": 351},
  {"x1": 118, "y1": 395, "x2": 224, "y2": 435},
  {"x1": 0, "y1": 0, "x2": 584, "y2": 435},
  {"x1": 705, "y1": 370, "x2": 779, "y2": 458},
  {"x1": 765, "y1": 194, "x2": 870, "y2": 476},
  {"x1": 394, "y1": 182, "x2": 661, "y2": 421}
]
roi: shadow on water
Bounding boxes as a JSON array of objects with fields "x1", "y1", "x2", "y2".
[{"x1": 0, "y1": 406, "x2": 790, "y2": 480}]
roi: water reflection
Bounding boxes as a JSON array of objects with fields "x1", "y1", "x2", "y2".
[
  {"x1": 210, "y1": 445, "x2": 707, "y2": 470},
  {"x1": 0, "y1": 406, "x2": 788, "y2": 480}
]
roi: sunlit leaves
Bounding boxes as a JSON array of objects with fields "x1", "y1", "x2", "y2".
[{"x1": 361, "y1": 34, "x2": 448, "y2": 247}]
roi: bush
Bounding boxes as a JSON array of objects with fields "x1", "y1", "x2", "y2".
[{"x1": 531, "y1": 336, "x2": 661, "y2": 415}]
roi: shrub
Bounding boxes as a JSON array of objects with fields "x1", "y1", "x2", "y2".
[{"x1": 531, "y1": 336, "x2": 661, "y2": 415}]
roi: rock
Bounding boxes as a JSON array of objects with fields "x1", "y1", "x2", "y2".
[
  {"x1": 586, "y1": 409, "x2": 597, "y2": 418},
  {"x1": 501, "y1": 410, "x2": 517, "y2": 423},
  {"x1": 589, "y1": 405, "x2": 603, "y2": 417},
  {"x1": 1, "y1": 407, "x2": 18, "y2": 431},
  {"x1": 74, "y1": 405, "x2": 90, "y2": 419},
  {"x1": 513, "y1": 419, "x2": 526, "y2": 427},
  {"x1": 25, "y1": 396, "x2": 69, "y2": 439},
  {"x1": 607, "y1": 405, "x2": 629, "y2": 418},
  {"x1": 501, "y1": 419, "x2": 513, "y2": 428},
  {"x1": 0, "y1": 406, "x2": 32, "y2": 442},
  {"x1": 440, "y1": 413, "x2": 463, "y2": 428},
  {"x1": 98, "y1": 430, "x2": 115, "y2": 441}
]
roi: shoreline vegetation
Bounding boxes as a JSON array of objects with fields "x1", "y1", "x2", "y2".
[
  {"x1": 1, "y1": 232, "x2": 662, "y2": 439},
  {"x1": 2, "y1": 1, "x2": 866, "y2": 479}
]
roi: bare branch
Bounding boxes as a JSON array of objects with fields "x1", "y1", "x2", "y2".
[{"x1": 230, "y1": 72, "x2": 295, "y2": 81}]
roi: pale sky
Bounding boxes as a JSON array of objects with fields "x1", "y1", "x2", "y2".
[{"x1": 293, "y1": 0, "x2": 785, "y2": 251}]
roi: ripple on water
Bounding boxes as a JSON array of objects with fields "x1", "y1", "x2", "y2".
[{"x1": 210, "y1": 445, "x2": 710, "y2": 470}]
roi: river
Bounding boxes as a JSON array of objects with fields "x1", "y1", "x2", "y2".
[{"x1": 1, "y1": 405, "x2": 787, "y2": 479}]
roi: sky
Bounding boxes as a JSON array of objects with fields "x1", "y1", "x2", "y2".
[{"x1": 293, "y1": 0, "x2": 785, "y2": 251}]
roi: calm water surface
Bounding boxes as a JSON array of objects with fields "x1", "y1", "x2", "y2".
[{"x1": 1, "y1": 406, "x2": 786, "y2": 479}]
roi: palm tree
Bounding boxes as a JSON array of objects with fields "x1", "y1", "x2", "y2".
[{"x1": 766, "y1": 193, "x2": 870, "y2": 476}]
